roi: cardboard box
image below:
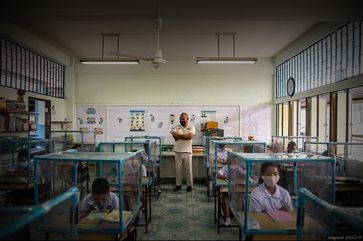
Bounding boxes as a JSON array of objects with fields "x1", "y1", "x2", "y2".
[{"x1": 204, "y1": 121, "x2": 218, "y2": 130}]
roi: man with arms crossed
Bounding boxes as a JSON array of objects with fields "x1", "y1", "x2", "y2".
[{"x1": 171, "y1": 112, "x2": 196, "y2": 192}]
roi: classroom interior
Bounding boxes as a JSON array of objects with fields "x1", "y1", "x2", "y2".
[{"x1": 0, "y1": 1, "x2": 363, "y2": 240}]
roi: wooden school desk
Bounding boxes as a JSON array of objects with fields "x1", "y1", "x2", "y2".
[
  {"x1": 238, "y1": 210, "x2": 324, "y2": 240},
  {"x1": 110, "y1": 176, "x2": 151, "y2": 233},
  {"x1": 78, "y1": 210, "x2": 135, "y2": 241}
]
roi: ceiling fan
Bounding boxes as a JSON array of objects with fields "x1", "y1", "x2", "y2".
[{"x1": 110, "y1": 18, "x2": 166, "y2": 68}]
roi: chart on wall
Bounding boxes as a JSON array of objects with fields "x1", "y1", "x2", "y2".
[
  {"x1": 240, "y1": 106, "x2": 272, "y2": 144},
  {"x1": 75, "y1": 105, "x2": 107, "y2": 143},
  {"x1": 76, "y1": 105, "x2": 270, "y2": 145}
]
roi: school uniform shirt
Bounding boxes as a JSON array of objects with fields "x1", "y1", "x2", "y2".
[
  {"x1": 217, "y1": 165, "x2": 246, "y2": 178},
  {"x1": 171, "y1": 124, "x2": 196, "y2": 153},
  {"x1": 80, "y1": 192, "x2": 119, "y2": 212},
  {"x1": 249, "y1": 183, "x2": 293, "y2": 212}
]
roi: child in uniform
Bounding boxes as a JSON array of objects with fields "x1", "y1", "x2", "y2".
[
  {"x1": 249, "y1": 162, "x2": 293, "y2": 212},
  {"x1": 79, "y1": 177, "x2": 119, "y2": 218}
]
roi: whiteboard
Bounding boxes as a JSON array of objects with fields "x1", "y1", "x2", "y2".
[{"x1": 75, "y1": 104, "x2": 271, "y2": 145}]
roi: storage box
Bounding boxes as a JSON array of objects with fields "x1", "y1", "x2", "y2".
[{"x1": 204, "y1": 121, "x2": 218, "y2": 130}]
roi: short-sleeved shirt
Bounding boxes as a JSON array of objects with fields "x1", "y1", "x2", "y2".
[
  {"x1": 217, "y1": 165, "x2": 246, "y2": 178},
  {"x1": 80, "y1": 192, "x2": 119, "y2": 212},
  {"x1": 171, "y1": 124, "x2": 195, "y2": 153},
  {"x1": 249, "y1": 183, "x2": 293, "y2": 212}
]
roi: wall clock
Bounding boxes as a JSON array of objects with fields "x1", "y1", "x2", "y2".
[{"x1": 286, "y1": 77, "x2": 295, "y2": 97}]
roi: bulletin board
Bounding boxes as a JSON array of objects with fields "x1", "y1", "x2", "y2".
[{"x1": 75, "y1": 104, "x2": 272, "y2": 145}]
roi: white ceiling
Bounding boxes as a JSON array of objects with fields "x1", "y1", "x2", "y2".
[{"x1": 2, "y1": 0, "x2": 362, "y2": 60}]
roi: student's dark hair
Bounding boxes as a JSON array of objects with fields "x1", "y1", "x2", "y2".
[
  {"x1": 92, "y1": 178, "x2": 110, "y2": 194},
  {"x1": 258, "y1": 162, "x2": 280, "y2": 184},
  {"x1": 322, "y1": 149, "x2": 335, "y2": 157},
  {"x1": 18, "y1": 149, "x2": 29, "y2": 159},
  {"x1": 287, "y1": 141, "x2": 297, "y2": 153}
]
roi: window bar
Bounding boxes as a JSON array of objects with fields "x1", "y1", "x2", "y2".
[
  {"x1": 360, "y1": 22, "x2": 362, "y2": 75},
  {"x1": 47, "y1": 59, "x2": 50, "y2": 95},
  {"x1": 345, "y1": 23, "x2": 353, "y2": 78},
  {"x1": 309, "y1": 47, "x2": 312, "y2": 91},
  {"x1": 340, "y1": 27, "x2": 343, "y2": 81},
  {"x1": 322, "y1": 38, "x2": 325, "y2": 86},
  {"x1": 49, "y1": 62, "x2": 58, "y2": 96},
  {"x1": 26, "y1": 49, "x2": 29, "y2": 91},
  {"x1": 0, "y1": 38, "x2": 3, "y2": 86},
  {"x1": 49, "y1": 59, "x2": 52, "y2": 95},
  {"x1": 334, "y1": 31, "x2": 337, "y2": 82},
  {"x1": 47, "y1": 61, "x2": 51, "y2": 96},
  {"x1": 45, "y1": 59, "x2": 48, "y2": 95},
  {"x1": 15, "y1": 45, "x2": 19, "y2": 89},
  {"x1": 324, "y1": 35, "x2": 328, "y2": 85},
  {"x1": 10, "y1": 42, "x2": 13, "y2": 88},
  {"x1": 32, "y1": 52, "x2": 35, "y2": 93},
  {"x1": 62, "y1": 67, "x2": 65, "y2": 98},
  {"x1": 352, "y1": 22, "x2": 357, "y2": 76}
]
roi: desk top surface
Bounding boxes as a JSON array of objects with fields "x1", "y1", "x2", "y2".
[{"x1": 237, "y1": 211, "x2": 323, "y2": 231}]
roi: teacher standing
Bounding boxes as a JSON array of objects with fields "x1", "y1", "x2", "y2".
[{"x1": 171, "y1": 112, "x2": 195, "y2": 192}]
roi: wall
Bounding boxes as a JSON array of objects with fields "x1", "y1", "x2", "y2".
[{"x1": 75, "y1": 58, "x2": 274, "y2": 106}]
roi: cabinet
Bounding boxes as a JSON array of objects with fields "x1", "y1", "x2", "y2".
[{"x1": 0, "y1": 111, "x2": 38, "y2": 137}]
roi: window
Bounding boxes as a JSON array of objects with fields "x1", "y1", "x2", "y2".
[{"x1": 0, "y1": 36, "x2": 65, "y2": 98}]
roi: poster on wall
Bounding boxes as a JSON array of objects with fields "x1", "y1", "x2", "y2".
[
  {"x1": 129, "y1": 110, "x2": 145, "y2": 131},
  {"x1": 241, "y1": 106, "x2": 272, "y2": 144},
  {"x1": 200, "y1": 110, "x2": 216, "y2": 130},
  {"x1": 76, "y1": 105, "x2": 107, "y2": 143}
]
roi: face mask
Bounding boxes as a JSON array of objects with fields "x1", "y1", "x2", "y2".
[
  {"x1": 180, "y1": 120, "x2": 187, "y2": 126},
  {"x1": 262, "y1": 175, "x2": 280, "y2": 187}
]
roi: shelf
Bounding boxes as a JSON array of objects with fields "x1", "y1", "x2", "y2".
[{"x1": 51, "y1": 121, "x2": 72, "y2": 124}]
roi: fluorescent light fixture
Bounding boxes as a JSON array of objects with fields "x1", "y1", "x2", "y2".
[
  {"x1": 80, "y1": 58, "x2": 139, "y2": 65},
  {"x1": 196, "y1": 57, "x2": 257, "y2": 64}
]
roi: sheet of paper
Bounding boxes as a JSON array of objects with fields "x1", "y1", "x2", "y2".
[{"x1": 266, "y1": 210, "x2": 294, "y2": 222}]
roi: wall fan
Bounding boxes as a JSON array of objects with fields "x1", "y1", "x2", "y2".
[{"x1": 110, "y1": 18, "x2": 166, "y2": 68}]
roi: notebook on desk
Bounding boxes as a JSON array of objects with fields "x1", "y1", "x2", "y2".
[
  {"x1": 336, "y1": 176, "x2": 361, "y2": 184},
  {"x1": 103, "y1": 210, "x2": 132, "y2": 223}
]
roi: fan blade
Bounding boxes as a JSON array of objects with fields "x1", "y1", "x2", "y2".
[{"x1": 110, "y1": 51, "x2": 151, "y2": 60}]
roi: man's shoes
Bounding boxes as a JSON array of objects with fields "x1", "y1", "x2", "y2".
[
  {"x1": 221, "y1": 217, "x2": 231, "y2": 227},
  {"x1": 186, "y1": 186, "x2": 192, "y2": 192},
  {"x1": 157, "y1": 187, "x2": 162, "y2": 194},
  {"x1": 173, "y1": 186, "x2": 181, "y2": 191}
]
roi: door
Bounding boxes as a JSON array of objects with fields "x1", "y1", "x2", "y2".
[{"x1": 28, "y1": 97, "x2": 51, "y2": 139}]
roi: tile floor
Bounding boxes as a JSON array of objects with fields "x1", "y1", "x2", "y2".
[{"x1": 136, "y1": 184, "x2": 240, "y2": 240}]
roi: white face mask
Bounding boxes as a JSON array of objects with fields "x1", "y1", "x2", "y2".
[{"x1": 262, "y1": 175, "x2": 280, "y2": 187}]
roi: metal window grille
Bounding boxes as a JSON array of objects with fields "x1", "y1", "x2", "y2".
[
  {"x1": 276, "y1": 22, "x2": 363, "y2": 99},
  {"x1": 0, "y1": 36, "x2": 65, "y2": 99}
]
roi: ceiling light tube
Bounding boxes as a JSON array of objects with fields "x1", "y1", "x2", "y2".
[
  {"x1": 80, "y1": 58, "x2": 139, "y2": 65},
  {"x1": 196, "y1": 57, "x2": 257, "y2": 64}
]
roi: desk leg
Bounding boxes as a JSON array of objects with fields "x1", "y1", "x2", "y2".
[
  {"x1": 217, "y1": 187, "x2": 221, "y2": 233},
  {"x1": 214, "y1": 184, "x2": 217, "y2": 224}
]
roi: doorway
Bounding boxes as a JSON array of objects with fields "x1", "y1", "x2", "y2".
[{"x1": 28, "y1": 97, "x2": 51, "y2": 139}]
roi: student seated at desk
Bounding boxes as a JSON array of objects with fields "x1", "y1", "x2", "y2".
[
  {"x1": 122, "y1": 156, "x2": 146, "y2": 212},
  {"x1": 141, "y1": 143, "x2": 161, "y2": 194},
  {"x1": 79, "y1": 178, "x2": 119, "y2": 218},
  {"x1": 287, "y1": 141, "x2": 297, "y2": 154},
  {"x1": 217, "y1": 144, "x2": 229, "y2": 164},
  {"x1": 322, "y1": 149, "x2": 344, "y2": 176},
  {"x1": 217, "y1": 161, "x2": 246, "y2": 226},
  {"x1": 4, "y1": 149, "x2": 43, "y2": 205},
  {"x1": 249, "y1": 162, "x2": 293, "y2": 212}
]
